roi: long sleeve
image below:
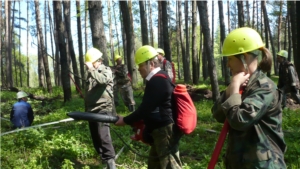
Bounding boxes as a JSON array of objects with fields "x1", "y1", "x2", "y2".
[{"x1": 288, "y1": 65, "x2": 297, "y2": 87}]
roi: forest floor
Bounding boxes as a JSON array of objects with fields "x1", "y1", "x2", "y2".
[{"x1": 286, "y1": 95, "x2": 300, "y2": 110}]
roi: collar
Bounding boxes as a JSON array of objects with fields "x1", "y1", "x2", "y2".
[{"x1": 146, "y1": 67, "x2": 161, "y2": 81}]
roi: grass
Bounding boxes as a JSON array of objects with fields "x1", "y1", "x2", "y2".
[{"x1": 1, "y1": 76, "x2": 300, "y2": 169}]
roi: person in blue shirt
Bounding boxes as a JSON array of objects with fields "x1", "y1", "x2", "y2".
[{"x1": 10, "y1": 91, "x2": 34, "y2": 128}]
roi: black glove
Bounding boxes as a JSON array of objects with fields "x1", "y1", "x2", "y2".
[{"x1": 291, "y1": 86, "x2": 298, "y2": 93}]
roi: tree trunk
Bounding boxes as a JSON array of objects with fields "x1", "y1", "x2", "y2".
[
  {"x1": 53, "y1": 1, "x2": 71, "y2": 101},
  {"x1": 113, "y1": 1, "x2": 121, "y2": 55},
  {"x1": 47, "y1": 1, "x2": 55, "y2": 86},
  {"x1": 34, "y1": 0, "x2": 52, "y2": 93},
  {"x1": 139, "y1": 1, "x2": 149, "y2": 45},
  {"x1": 246, "y1": 1, "x2": 250, "y2": 26},
  {"x1": 158, "y1": 1, "x2": 163, "y2": 48},
  {"x1": 148, "y1": 0, "x2": 154, "y2": 47},
  {"x1": 119, "y1": 1, "x2": 137, "y2": 86},
  {"x1": 178, "y1": 1, "x2": 187, "y2": 82},
  {"x1": 75, "y1": 1, "x2": 84, "y2": 89},
  {"x1": 184, "y1": 1, "x2": 191, "y2": 82},
  {"x1": 262, "y1": 0, "x2": 277, "y2": 75},
  {"x1": 252, "y1": 0, "x2": 255, "y2": 28},
  {"x1": 198, "y1": 3, "x2": 208, "y2": 80},
  {"x1": 197, "y1": 1, "x2": 220, "y2": 101},
  {"x1": 85, "y1": 1, "x2": 88, "y2": 55},
  {"x1": 63, "y1": 1, "x2": 81, "y2": 92},
  {"x1": 88, "y1": 1, "x2": 109, "y2": 65},
  {"x1": 277, "y1": 1, "x2": 282, "y2": 51},
  {"x1": 237, "y1": 1, "x2": 244, "y2": 27},
  {"x1": 227, "y1": 0, "x2": 230, "y2": 33},
  {"x1": 176, "y1": 1, "x2": 181, "y2": 80},
  {"x1": 218, "y1": 1, "x2": 230, "y2": 85},
  {"x1": 161, "y1": 1, "x2": 171, "y2": 61},
  {"x1": 295, "y1": 1, "x2": 300, "y2": 76},
  {"x1": 107, "y1": 0, "x2": 114, "y2": 64},
  {"x1": 288, "y1": 2, "x2": 297, "y2": 63},
  {"x1": 0, "y1": 0, "x2": 3, "y2": 86},
  {"x1": 12, "y1": 1, "x2": 17, "y2": 86},
  {"x1": 191, "y1": 0, "x2": 198, "y2": 84},
  {"x1": 287, "y1": 11, "x2": 292, "y2": 61},
  {"x1": 19, "y1": 1, "x2": 22, "y2": 87},
  {"x1": 52, "y1": 1, "x2": 60, "y2": 86}
]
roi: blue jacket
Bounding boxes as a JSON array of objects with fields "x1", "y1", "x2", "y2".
[{"x1": 10, "y1": 100, "x2": 34, "y2": 128}]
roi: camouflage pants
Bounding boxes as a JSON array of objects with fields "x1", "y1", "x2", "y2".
[
  {"x1": 148, "y1": 123, "x2": 182, "y2": 169},
  {"x1": 118, "y1": 84, "x2": 135, "y2": 107}
]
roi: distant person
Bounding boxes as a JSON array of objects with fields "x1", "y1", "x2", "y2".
[
  {"x1": 84, "y1": 47, "x2": 116, "y2": 169},
  {"x1": 277, "y1": 50, "x2": 300, "y2": 108},
  {"x1": 212, "y1": 27, "x2": 286, "y2": 169},
  {"x1": 113, "y1": 55, "x2": 136, "y2": 112},
  {"x1": 156, "y1": 48, "x2": 175, "y2": 82},
  {"x1": 10, "y1": 91, "x2": 34, "y2": 128}
]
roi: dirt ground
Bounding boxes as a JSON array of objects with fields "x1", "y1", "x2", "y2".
[{"x1": 285, "y1": 96, "x2": 300, "y2": 110}]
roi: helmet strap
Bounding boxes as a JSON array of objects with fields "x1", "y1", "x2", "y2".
[{"x1": 237, "y1": 54, "x2": 248, "y2": 73}]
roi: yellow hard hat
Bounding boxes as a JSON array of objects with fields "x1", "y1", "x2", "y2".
[
  {"x1": 277, "y1": 50, "x2": 288, "y2": 58},
  {"x1": 221, "y1": 27, "x2": 265, "y2": 57},
  {"x1": 85, "y1": 48, "x2": 103, "y2": 63},
  {"x1": 156, "y1": 48, "x2": 165, "y2": 56},
  {"x1": 114, "y1": 55, "x2": 122, "y2": 62},
  {"x1": 135, "y1": 45, "x2": 157, "y2": 65}
]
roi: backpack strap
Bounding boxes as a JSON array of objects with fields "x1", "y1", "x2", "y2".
[{"x1": 153, "y1": 73, "x2": 176, "y2": 87}]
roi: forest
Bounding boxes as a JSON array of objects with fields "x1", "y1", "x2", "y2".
[{"x1": 1, "y1": 0, "x2": 300, "y2": 169}]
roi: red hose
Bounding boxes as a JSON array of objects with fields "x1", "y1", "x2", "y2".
[{"x1": 208, "y1": 87, "x2": 245, "y2": 169}]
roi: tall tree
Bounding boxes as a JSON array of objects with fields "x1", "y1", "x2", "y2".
[
  {"x1": 76, "y1": 0, "x2": 85, "y2": 89},
  {"x1": 176, "y1": 1, "x2": 181, "y2": 80},
  {"x1": 295, "y1": 1, "x2": 300, "y2": 76},
  {"x1": 63, "y1": 1, "x2": 81, "y2": 91},
  {"x1": 262, "y1": 0, "x2": 277, "y2": 75},
  {"x1": 197, "y1": 1, "x2": 220, "y2": 101},
  {"x1": 52, "y1": 1, "x2": 60, "y2": 86},
  {"x1": 119, "y1": 1, "x2": 137, "y2": 86},
  {"x1": 26, "y1": 1, "x2": 30, "y2": 87},
  {"x1": 184, "y1": 0, "x2": 191, "y2": 82},
  {"x1": 34, "y1": 0, "x2": 52, "y2": 93},
  {"x1": 191, "y1": 0, "x2": 198, "y2": 84},
  {"x1": 88, "y1": 1, "x2": 109, "y2": 65},
  {"x1": 6, "y1": 0, "x2": 13, "y2": 87},
  {"x1": 53, "y1": 1, "x2": 71, "y2": 101},
  {"x1": 47, "y1": 1, "x2": 55, "y2": 86},
  {"x1": 139, "y1": 1, "x2": 149, "y2": 45},
  {"x1": 237, "y1": 1, "x2": 244, "y2": 27},
  {"x1": 0, "y1": 0, "x2": 3, "y2": 86},
  {"x1": 178, "y1": 1, "x2": 187, "y2": 82},
  {"x1": 19, "y1": 1, "x2": 22, "y2": 87},
  {"x1": 148, "y1": 0, "x2": 154, "y2": 46},
  {"x1": 161, "y1": 1, "x2": 171, "y2": 61},
  {"x1": 218, "y1": 1, "x2": 230, "y2": 85},
  {"x1": 12, "y1": 1, "x2": 17, "y2": 86},
  {"x1": 108, "y1": 0, "x2": 114, "y2": 63},
  {"x1": 277, "y1": 1, "x2": 283, "y2": 51},
  {"x1": 113, "y1": 1, "x2": 121, "y2": 55},
  {"x1": 158, "y1": 1, "x2": 163, "y2": 47}
]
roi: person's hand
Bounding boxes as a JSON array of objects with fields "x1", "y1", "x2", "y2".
[
  {"x1": 85, "y1": 62, "x2": 93, "y2": 70},
  {"x1": 115, "y1": 116, "x2": 126, "y2": 126},
  {"x1": 227, "y1": 72, "x2": 250, "y2": 96}
]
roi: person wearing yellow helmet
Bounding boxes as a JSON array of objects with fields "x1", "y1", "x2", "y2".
[
  {"x1": 277, "y1": 50, "x2": 300, "y2": 107},
  {"x1": 115, "y1": 45, "x2": 182, "y2": 168},
  {"x1": 113, "y1": 54, "x2": 136, "y2": 112},
  {"x1": 211, "y1": 27, "x2": 286, "y2": 169},
  {"x1": 84, "y1": 47, "x2": 117, "y2": 169},
  {"x1": 156, "y1": 48, "x2": 175, "y2": 82},
  {"x1": 10, "y1": 91, "x2": 34, "y2": 129}
]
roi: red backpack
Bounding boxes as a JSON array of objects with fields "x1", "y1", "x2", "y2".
[
  {"x1": 163, "y1": 59, "x2": 176, "y2": 83},
  {"x1": 154, "y1": 73, "x2": 197, "y2": 134}
]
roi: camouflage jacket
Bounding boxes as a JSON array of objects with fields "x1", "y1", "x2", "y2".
[
  {"x1": 278, "y1": 61, "x2": 300, "y2": 92},
  {"x1": 160, "y1": 58, "x2": 174, "y2": 80},
  {"x1": 85, "y1": 64, "x2": 114, "y2": 113},
  {"x1": 114, "y1": 64, "x2": 131, "y2": 86},
  {"x1": 212, "y1": 70, "x2": 286, "y2": 168}
]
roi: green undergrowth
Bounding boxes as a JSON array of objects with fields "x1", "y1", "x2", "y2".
[{"x1": 1, "y1": 77, "x2": 299, "y2": 169}]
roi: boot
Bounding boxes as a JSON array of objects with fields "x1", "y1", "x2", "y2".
[
  {"x1": 105, "y1": 159, "x2": 116, "y2": 169},
  {"x1": 128, "y1": 105, "x2": 135, "y2": 112}
]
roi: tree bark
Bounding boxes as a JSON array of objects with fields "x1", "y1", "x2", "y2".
[
  {"x1": 63, "y1": 1, "x2": 81, "y2": 92},
  {"x1": 88, "y1": 1, "x2": 109, "y2": 65},
  {"x1": 113, "y1": 1, "x2": 121, "y2": 55},
  {"x1": 53, "y1": 1, "x2": 71, "y2": 101},
  {"x1": 139, "y1": 1, "x2": 149, "y2": 45},
  {"x1": 237, "y1": 1, "x2": 244, "y2": 27},
  {"x1": 218, "y1": 1, "x2": 230, "y2": 85},
  {"x1": 295, "y1": 1, "x2": 300, "y2": 76},
  {"x1": 197, "y1": 1, "x2": 220, "y2": 101},
  {"x1": 178, "y1": 1, "x2": 187, "y2": 82},
  {"x1": 161, "y1": 1, "x2": 171, "y2": 61},
  {"x1": 75, "y1": 0, "x2": 85, "y2": 89},
  {"x1": 176, "y1": 1, "x2": 181, "y2": 80},
  {"x1": 191, "y1": 0, "x2": 198, "y2": 84},
  {"x1": 34, "y1": 0, "x2": 52, "y2": 93},
  {"x1": 184, "y1": 0, "x2": 191, "y2": 82},
  {"x1": 148, "y1": 0, "x2": 154, "y2": 47},
  {"x1": 119, "y1": 1, "x2": 137, "y2": 86}
]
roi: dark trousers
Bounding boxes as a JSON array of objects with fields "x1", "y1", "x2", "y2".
[{"x1": 88, "y1": 121, "x2": 116, "y2": 162}]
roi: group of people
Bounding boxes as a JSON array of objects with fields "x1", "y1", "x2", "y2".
[{"x1": 9, "y1": 27, "x2": 300, "y2": 169}]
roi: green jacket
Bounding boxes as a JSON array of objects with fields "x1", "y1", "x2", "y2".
[
  {"x1": 85, "y1": 64, "x2": 114, "y2": 113},
  {"x1": 212, "y1": 70, "x2": 286, "y2": 169}
]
